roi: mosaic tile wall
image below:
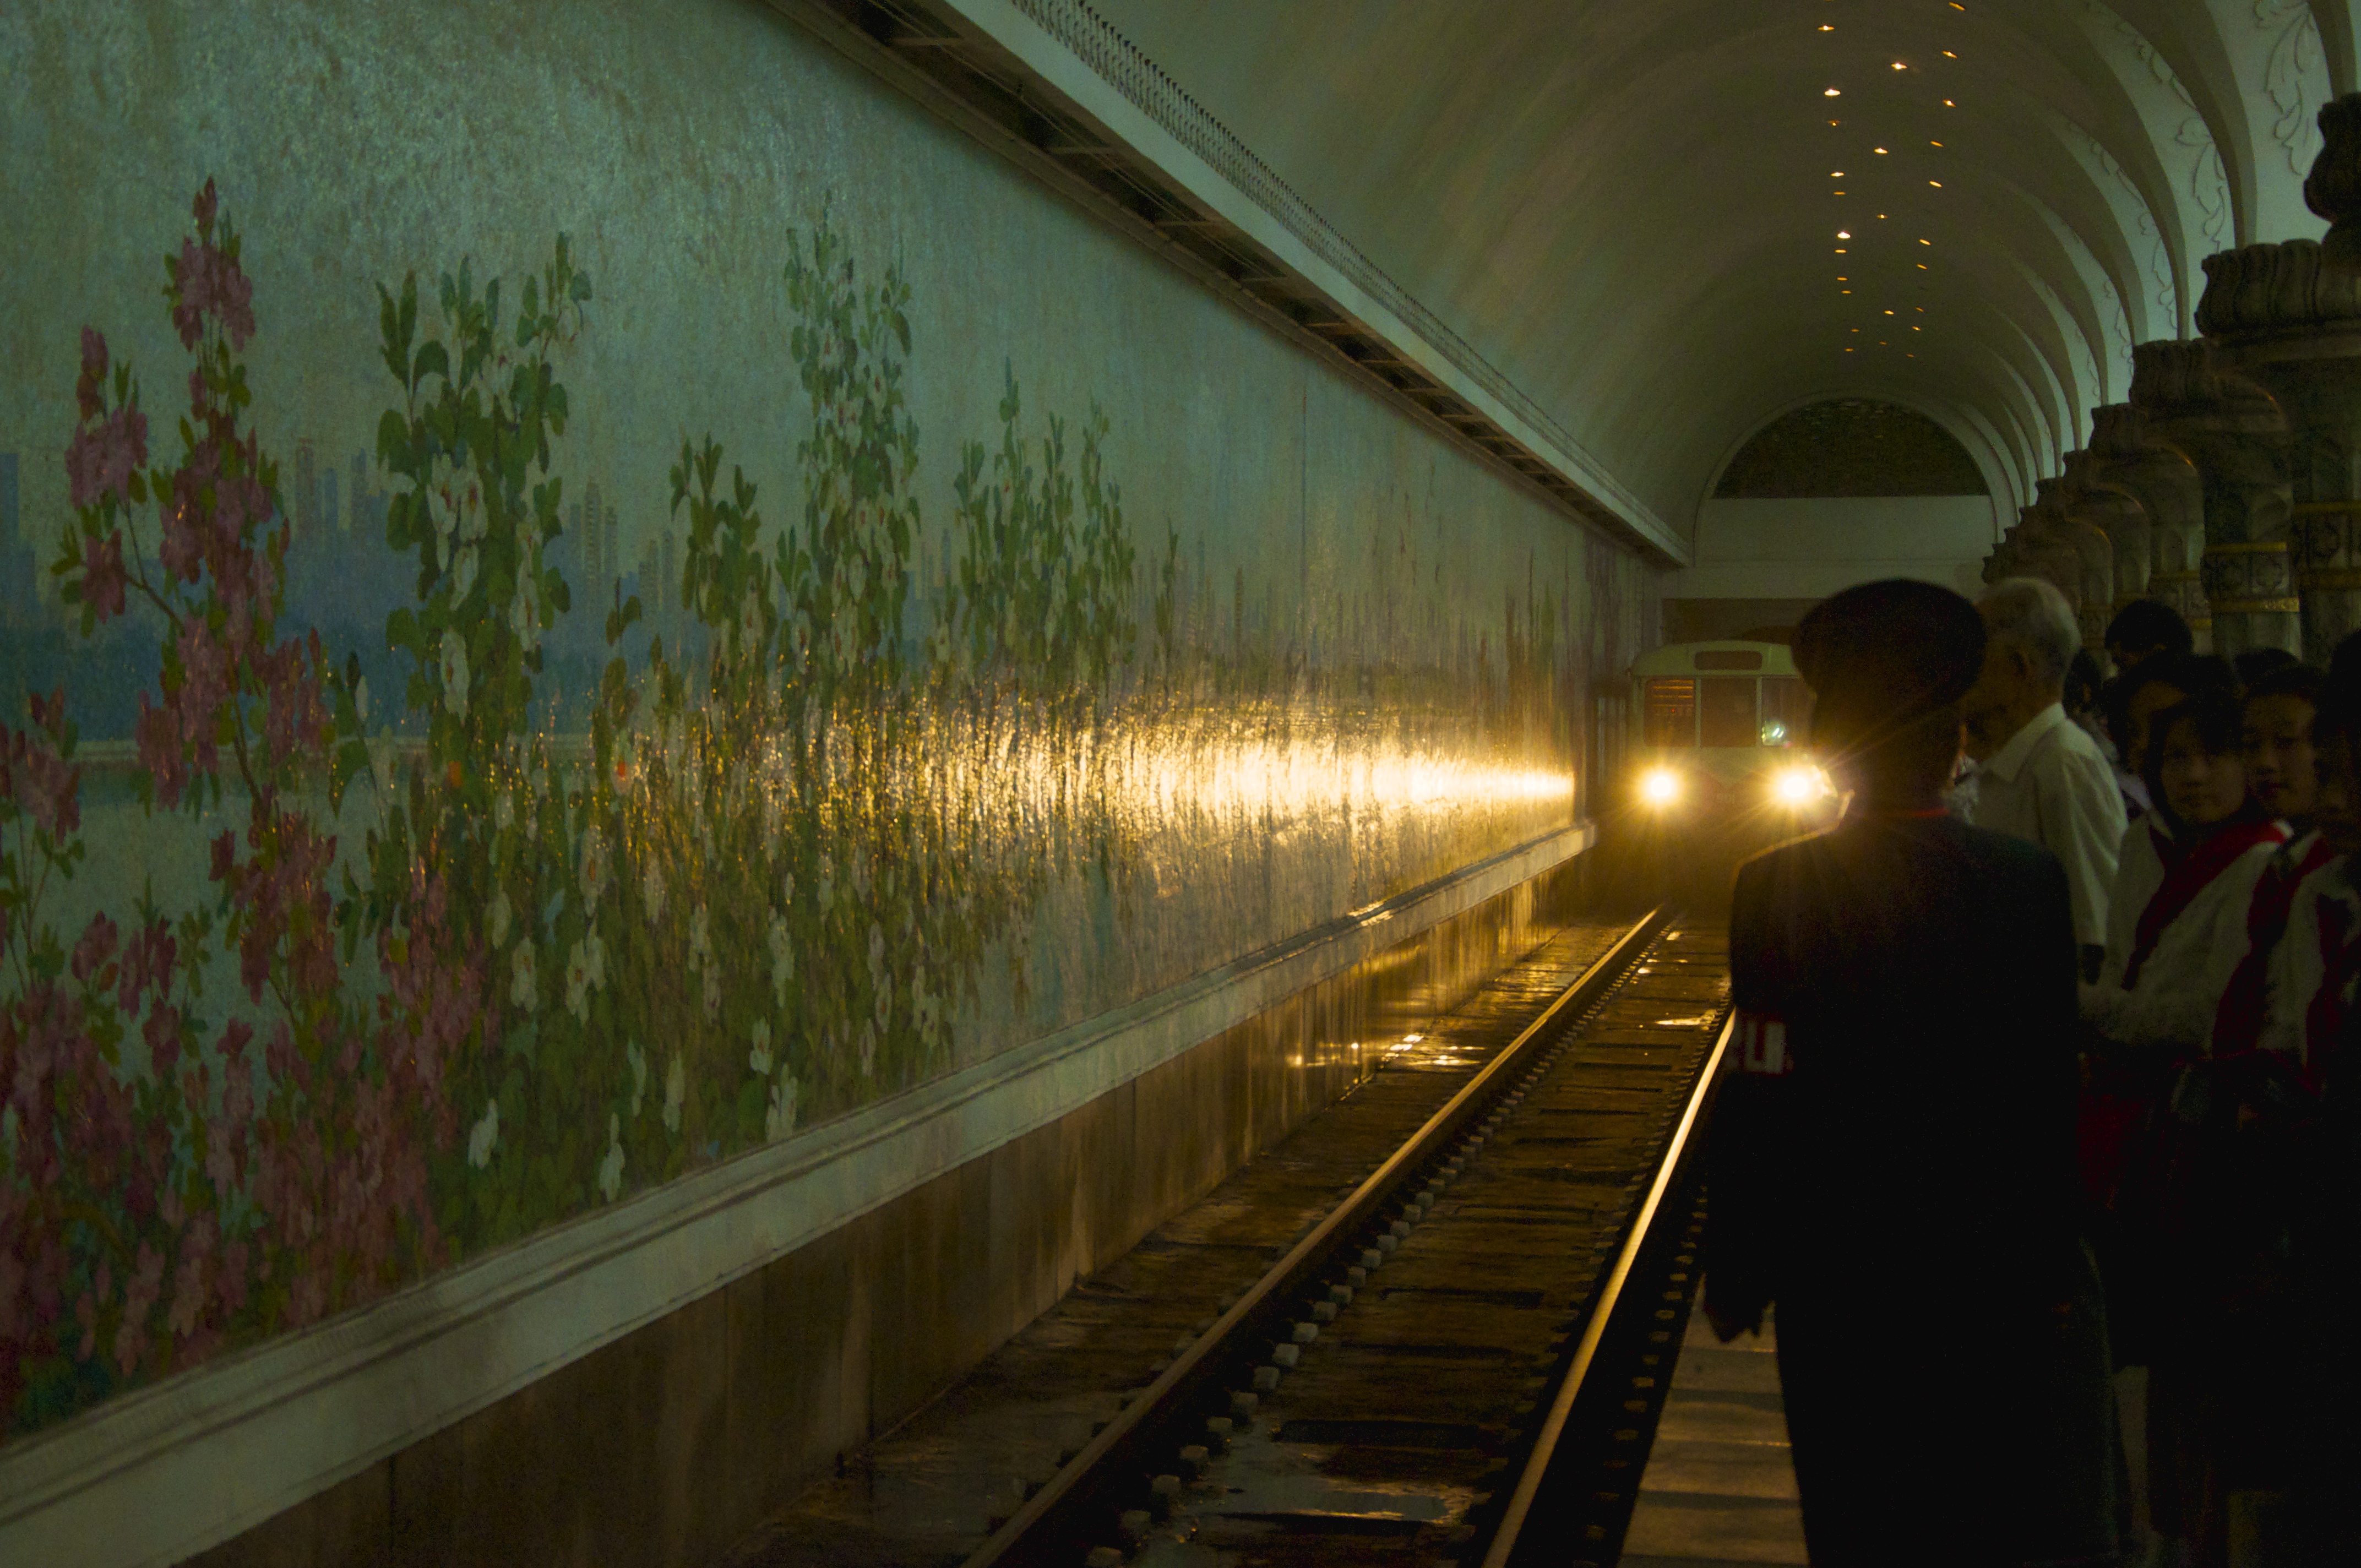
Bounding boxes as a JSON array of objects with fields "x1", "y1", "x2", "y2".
[{"x1": 0, "y1": 0, "x2": 1649, "y2": 1438}]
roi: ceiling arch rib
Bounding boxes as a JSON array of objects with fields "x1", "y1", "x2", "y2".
[{"x1": 1076, "y1": 0, "x2": 2361, "y2": 537}]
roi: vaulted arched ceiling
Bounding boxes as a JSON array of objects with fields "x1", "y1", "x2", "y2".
[{"x1": 1086, "y1": 0, "x2": 2354, "y2": 538}]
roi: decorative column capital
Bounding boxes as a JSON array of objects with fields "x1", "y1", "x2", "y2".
[
  {"x1": 2196, "y1": 240, "x2": 2361, "y2": 341},
  {"x1": 2130, "y1": 340, "x2": 2281, "y2": 429}
]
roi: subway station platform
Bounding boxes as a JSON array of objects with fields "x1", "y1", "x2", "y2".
[{"x1": 6, "y1": 4, "x2": 2360, "y2": 1567}]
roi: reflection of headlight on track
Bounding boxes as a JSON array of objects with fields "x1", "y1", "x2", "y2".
[
  {"x1": 1639, "y1": 767, "x2": 1683, "y2": 807},
  {"x1": 1771, "y1": 764, "x2": 1832, "y2": 807}
]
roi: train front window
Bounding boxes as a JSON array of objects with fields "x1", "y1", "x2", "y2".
[
  {"x1": 1759, "y1": 676, "x2": 1811, "y2": 748},
  {"x1": 1699, "y1": 677, "x2": 1759, "y2": 748},
  {"x1": 1643, "y1": 678, "x2": 1696, "y2": 747}
]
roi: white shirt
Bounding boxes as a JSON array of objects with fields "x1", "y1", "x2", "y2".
[
  {"x1": 2083, "y1": 818, "x2": 2281, "y2": 1051},
  {"x1": 2264, "y1": 853, "x2": 2358, "y2": 1068},
  {"x1": 1965, "y1": 703, "x2": 2129, "y2": 949}
]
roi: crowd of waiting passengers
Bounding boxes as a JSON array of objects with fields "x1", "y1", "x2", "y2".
[{"x1": 1699, "y1": 578, "x2": 2358, "y2": 1567}]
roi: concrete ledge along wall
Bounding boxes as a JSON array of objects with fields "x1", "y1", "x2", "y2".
[
  {"x1": 170, "y1": 830, "x2": 1593, "y2": 1568},
  {"x1": 0, "y1": 1, "x2": 1647, "y2": 1563}
]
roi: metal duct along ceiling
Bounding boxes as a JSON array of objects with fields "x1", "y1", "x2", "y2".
[{"x1": 1085, "y1": 0, "x2": 2357, "y2": 532}]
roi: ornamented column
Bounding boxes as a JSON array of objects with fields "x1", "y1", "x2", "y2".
[
  {"x1": 2088, "y1": 402, "x2": 2210, "y2": 647},
  {"x1": 2197, "y1": 206, "x2": 2361, "y2": 658},
  {"x1": 1985, "y1": 499, "x2": 2091, "y2": 628},
  {"x1": 2036, "y1": 475, "x2": 2115, "y2": 650},
  {"x1": 2130, "y1": 340, "x2": 2299, "y2": 657},
  {"x1": 2061, "y1": 448, "x2": 2150, "y2": 613}
]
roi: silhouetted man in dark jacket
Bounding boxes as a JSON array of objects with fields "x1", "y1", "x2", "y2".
[{"x1": 1703, "y1": 579, "x2": 2121, "y2": 1567}]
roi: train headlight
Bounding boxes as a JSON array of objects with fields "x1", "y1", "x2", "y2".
[
  {"x1": 1771, "y1": 764, "x2": 1832, "y2": 807},
  {"x1": 1639, "y1": 767, "x2": 1683, "y2": 807}
]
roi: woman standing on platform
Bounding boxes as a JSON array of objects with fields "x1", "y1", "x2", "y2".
[
  {"x1": 2081, "y1": 690, "x2": 2287, "y2": 1568},
  {"x1": 1702, "y1": 579, "x2": 2119, "y2": 1568}
]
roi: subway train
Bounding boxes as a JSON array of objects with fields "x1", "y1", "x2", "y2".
[
  {"x1": 1627, "y1": 641, "x2": 1838, "y2": 820},
  {"x1": 1613, "y1": 641, "x2": 1840, "y2": 910}
]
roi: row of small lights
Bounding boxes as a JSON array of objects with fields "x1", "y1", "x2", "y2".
[{"x1": 1819, "y1": 0, "x2": 1966, "y2": 356}]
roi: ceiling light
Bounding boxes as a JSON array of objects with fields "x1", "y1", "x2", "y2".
[
  {"x1": 1836, "y1": 248, "x2": 1848, "y2": 253},
  {"x1": 1920, "y1": 238, "x2": 1931, "y2": 244},
  {"x1": 1917, "y1": 262, "x2": 1928, "y2": 269},
  {"x1": 1943, "y1": 50, "x2": 1957, "y2": 58},
  {"x1": 1837, "y1": 276, "x2": 1848, "y2": 281},
  {"x1": 1884, "y1": 309, "x2": 1895, "y2": 315},
  {"x1": 1842, "y1": 288, "x2": 1852, "y2": 293},
  {"x1": 1875, "y1": 147, "x2": 1889, "y2": 154},
  {"x1": 1931, "y1": 140, "x2": 1944, "y2": 147},
  {"x1": 1944, "y1": 99, "x2": 1956, "y2": 107},
  {"x1": 1825, "y1": 88, "x2": 1842, "y2": 96},
  {"x1": 1832, "y1": 170, "x2": 1845, "y2": 177},
  {"x1": 1930, "y1": 180, "x2": 1943, "y2": 187},
  {"x1": 1837, "y1": 230, "x2": 1851, "y2": 238},
  {"x1": 1819, "y1": 23, "x2": 1833, "y2": 30},
  {"x1": 1892, "y1": 62, "x2": 1907, "y2": 70}
]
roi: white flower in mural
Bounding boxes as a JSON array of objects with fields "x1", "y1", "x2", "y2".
[
  {"x1": 701, "y1": 965, "x2": 722, "y2": 1025},
  {"x1": 867, "y1": 921, "x2": 885, "y2": 983},
  {"x1": 739, "y1": 596, "x2": 761, "y2": 650},
  {"x1": 564, "y1": 942, "x2": 593, "y2": 1023},
  {"x1": 438, "y1": 629, "x2": 470, "y2": 721},
  {"x1": 768, "y1": 911, "x2": 795, "y2": 1006},
  {"x1": 466, "y1": 1099, "x2": 501, "y2": 1169},
  {"x1": 353, "y1": 675, "x2": 370, "y2": 724},
  {"x1": 765, "y1": 1074, "x2": 800, "y2": 1142},
  {"x1": 858, "y1": 1021, "x2": 877, "y2": 1080},
  {"x1": 487, "y1": 889, "x2": 512, "y2": 949},
  {"x1": 596, "y1": 1113, "x2": 625, "y2": 1203},
  {"x1": 579, "y1": 826, "x2": 608, "y2": 903},
  {"x1": 688, "y1": 905, "x2": 713, "y2": 973},
  {"x1": 426, "y1": 453, "x2": 463, "y2": 548},
  {"x1": 627, "y1": 1039, "x2": 649, "y2": 1118},
  {"x1": 494, "y1": 790, "x2": 515, "y2": 832},
  {"x1": 510, "y1": 940, "x2": 538, "y2": 1009},
  {"x1": 643, "y1": 859, "x2": 666, "y2": 923},
  {"x1": 662, "y1": 1052, "x2": 686, "y2": 1134},
  {"x1": 782, "y1": 868, "x2": 797, "y2": 903},
  {"x1": 454, "y1": 468, "x2": 486, "y2": 545},
  {"x1": 749, "y1": 1018, "x2": 773, "y2": 1077},
  {"x1": 450, "y1": 541, "x2": 479, "y2": 602},
  {"x1": 510, "y1": 587, "x2": 540, "y2": 654},
  {"x1": 583, "y1": 928, "x2": 606, "y2": 992}
]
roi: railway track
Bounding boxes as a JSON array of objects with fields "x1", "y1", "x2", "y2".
[{"x1": 960, "y1": 911, "x2": 1736, "y2": 1568}]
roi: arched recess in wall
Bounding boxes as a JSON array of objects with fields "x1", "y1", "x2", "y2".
[
  {"x1": 1701, "y1": 391, "x2": 2018, "y2": 534},
  {"x1": 1713, "y1": 398, "x2": 1994, "y2": 497}
]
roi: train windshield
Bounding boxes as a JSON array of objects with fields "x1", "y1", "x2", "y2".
[
  {"x1": 1642, "y1": 678, "x2": 1696, "y2": 746},
  {"x1": 1759, "y1": 676, "x2": 1811, "y2": 748},
  {"x1": 1699, "y1": 677, "x2": 1759, "y2": 748}
]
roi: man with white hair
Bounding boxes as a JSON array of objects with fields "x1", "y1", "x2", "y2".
[{"x1": 1962, "y1": 577, "x2": 2128, "y2": 980}]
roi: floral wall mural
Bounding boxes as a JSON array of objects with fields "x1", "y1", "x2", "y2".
[{"x1": 0, "y1": 0, "x2": 1650, "y2": 1440}]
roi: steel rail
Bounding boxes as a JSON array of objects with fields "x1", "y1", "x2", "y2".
[
  {"x1": 959, "y1": 905, "x2": 1672, "y2": 1568},
  {"x1": 1478, "y1": 1003, "x2": 1737, "y2": 1568}
]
